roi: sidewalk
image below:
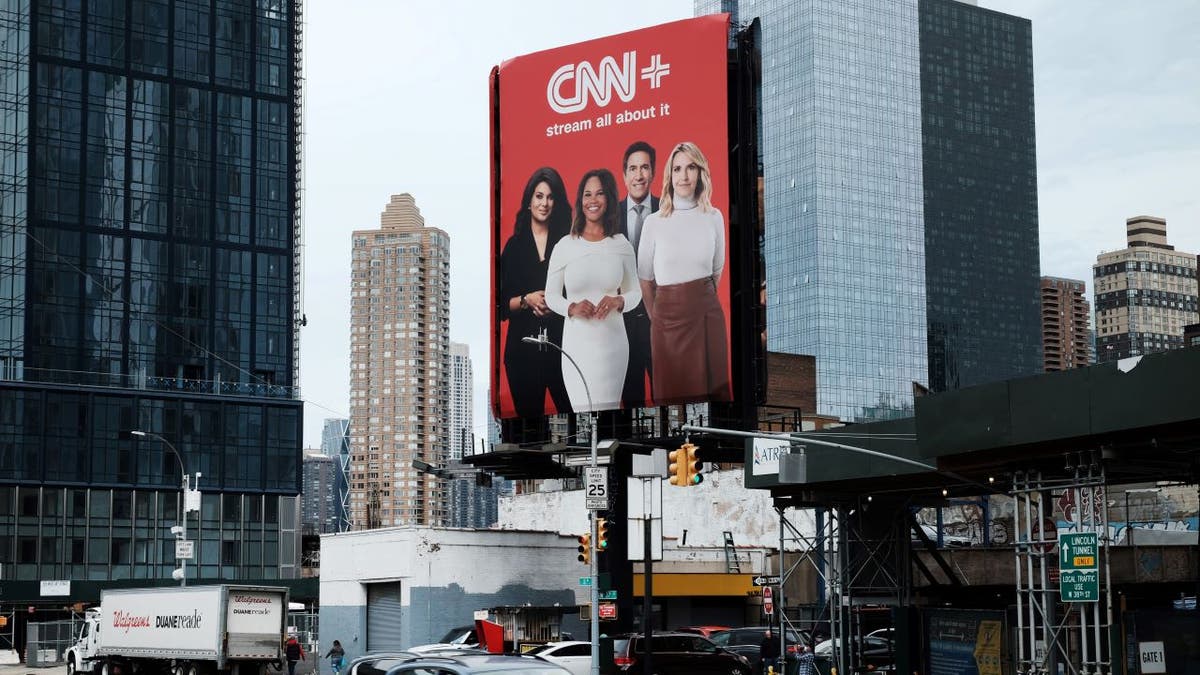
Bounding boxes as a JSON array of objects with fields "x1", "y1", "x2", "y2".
[{"x1": 0, "y1": 664, "x2": 66, "y2": 675}]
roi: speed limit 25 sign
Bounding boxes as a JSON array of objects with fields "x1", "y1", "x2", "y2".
[{"x1": 584, "y1": 467, "x2": 608, "y2": 510}]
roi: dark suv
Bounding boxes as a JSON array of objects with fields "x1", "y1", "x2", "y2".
[
  {"x1": 708, "y1": 627, "x2": 811, "y2": 671},
  {"x1": 611, "y1": 632, "x2": 751, "y2": 674}
]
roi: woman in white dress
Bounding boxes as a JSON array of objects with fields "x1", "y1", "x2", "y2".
[{"x1": 544, "y1": 168, "x2": 641, "y2": 412}]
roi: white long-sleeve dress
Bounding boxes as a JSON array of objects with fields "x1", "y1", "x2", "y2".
[{"x1": 544, "y1": 234, "x2": 642, "y2": 412}]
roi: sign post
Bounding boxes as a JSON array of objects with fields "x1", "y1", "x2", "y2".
[{"x1": 1058, "y1": 532, "x2": 1099, "y2": 602}]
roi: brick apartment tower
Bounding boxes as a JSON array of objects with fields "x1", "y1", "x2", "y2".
[
  {"x1": 1094, "y1": 216, "x2": 1199, "y2": 363},
  {"x1": 349, "y1": 194, "x2": 450, "y2": 528},
  {"x1": 1040, "y1": 277, "x2": 1091, "y2": 371}
]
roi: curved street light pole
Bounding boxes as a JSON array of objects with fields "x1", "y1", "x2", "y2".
[
  {"x1": 131, "y1": 430, "x2": 194, "y2": 587},
  {"x1": 522, "y1": 334, "x2": 600, "y2": 675}
]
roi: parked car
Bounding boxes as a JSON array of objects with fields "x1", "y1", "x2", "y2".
[
  {"x1": 611, "y1": 632, "x2": 752, "y2": 674},
  {"x1": 708, "y1": 627, "x2": 811, "y2": 670},
  {"x1": 408, "y1": 626, "x2": 480, "y2": 653},
  {"x1": 675, "y1": 625, "x2": 732, "y2": 638},
  {"x1": 349, "y1": 649, "x2": 489, "y2": 675},
  {"x1": 383, "y1": 653, "x2": 570, "y2": 674},
  {"x1": 812, "y1": 636, "x2": 894, "y2": 673},
  {"x1": 346, "y1": 652, "x2": 419, "y2": 675},
  {"x1": 526, "y1": 641, "x2": 590, "y2": 675}
]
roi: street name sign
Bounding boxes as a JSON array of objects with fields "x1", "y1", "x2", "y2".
[
  {"x1": 1058, "y1": 532, "x2": 1099, "y2": 602},
  {"x1": 579, "y1": 576, "x2": 592, "y2": 586},
  {"x1": 585, "y1": 467, "x2": 608, "y2": 510}
]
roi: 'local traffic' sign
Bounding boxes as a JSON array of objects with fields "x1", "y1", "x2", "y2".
[{"x1": 1058, "y1": 532, "x2": 1099, "y2": 602}]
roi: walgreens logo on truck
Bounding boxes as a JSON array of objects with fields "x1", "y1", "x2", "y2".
[{"x1": 112, "y1": 609, "x2": 203, "y2": 633}]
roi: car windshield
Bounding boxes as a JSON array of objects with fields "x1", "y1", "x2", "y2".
[
  {"x1": 476, "y1": 669, "x2": 564, "y2": 674},
  {"x1": 524, "y1": 645, "x2": 552, "y2": 655},
  {"x1": 437, "y1": 627, "x2": 475, "y2": 644}
]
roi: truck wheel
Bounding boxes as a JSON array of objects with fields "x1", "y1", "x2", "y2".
[
  {"x1": 66, "y1": 658, "x2": 76, "y2": 675},
  {"x1": 99, "y1": 661, "x2": 112, "y2": 675},
  {"x1": 186, "y1": 662, "x2": 202, "y2": 675}
]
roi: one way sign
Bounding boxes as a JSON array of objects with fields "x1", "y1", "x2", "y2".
[{"x1": 753, "y1": 575, "x2": 781, "y2": 586}]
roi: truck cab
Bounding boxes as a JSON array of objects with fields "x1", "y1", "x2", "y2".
[{"x1": 65, "y1": 609, "x2": 102, "y2": 675}]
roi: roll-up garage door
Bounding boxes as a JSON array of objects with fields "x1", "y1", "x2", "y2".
[{"x1": 366, "y1": 582, "x2": 404, "y2": 651}]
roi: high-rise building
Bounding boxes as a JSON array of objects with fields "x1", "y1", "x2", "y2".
[
  {"x1": 349, "y1": 194, "x2": 449, "y2": 528},
  {"x1": 0, "y1": 0, "x2": 303, "y2": 583},
  {"x1": 1040, "y1": 277, "x2": 1091, "y2": 371},
  {"x1": 320, "y1": 418, "x2": 350, "y2": 532},
  {"x1": 696, "y1": 0, "x2": 1041, "y2": 421},
  {"x1": 448, "y1": 343, "x2": 473, "y2": 461},
  {"x1": 1094, "y1": 216, "x2": 1199, "y2": 362},
  {"x1": 447, "y1": 343, "x2": 499, "y2": 528},
  {"x1": 301, "y1": 449, "x2": 337, "y2": 535}
]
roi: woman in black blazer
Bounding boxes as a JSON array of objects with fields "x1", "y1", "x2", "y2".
[{"x1": 499, "y1": 167, "x2": 574, "y2": 417}]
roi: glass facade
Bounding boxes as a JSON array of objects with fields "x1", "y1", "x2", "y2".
[
  {"x1": 0, "y1": 0, "x2": 302, "y2": 581},
  {"x1": 319, "y1": 417, "x2": 350, "y2": 532},
  {"x1": 698, "y1": 0, "x2": 1040, "y2": 419},
  {"x1": 919, "y1": 0, "x2": 1041, "y2": 392},
  {"x1": 700, "y1": 0, "x2": 928, "y2": 422}
]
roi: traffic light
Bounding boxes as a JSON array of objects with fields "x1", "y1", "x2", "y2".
[
  {"x1": 577, "y1": 533, "x2": 591, "y2": 564},
  {"x1": 669, "y1": 443, "x2": 703, "y2": 487},
  {"x1": 688, "y1": 444, "x2": 705, "y2": 486},
  {"x1": 596, "y1": 518, "x2": 610, "y2": 552}
]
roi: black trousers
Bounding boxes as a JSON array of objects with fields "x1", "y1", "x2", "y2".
[{"x1": 622, "y1": 309, "x2": 652, "y2": 408}]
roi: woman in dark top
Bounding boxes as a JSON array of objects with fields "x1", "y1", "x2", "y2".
[{"x1": 500, "y1": 167, "x2": 573, "y2": 417}]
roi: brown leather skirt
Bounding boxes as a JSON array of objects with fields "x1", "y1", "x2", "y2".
[{"x1": 650, "y1": 277, "x2": 731, "y2": 404}]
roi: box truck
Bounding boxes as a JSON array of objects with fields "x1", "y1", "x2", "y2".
[{"x1": 65, "y1": 585, "x2": 289, "y2": 675}]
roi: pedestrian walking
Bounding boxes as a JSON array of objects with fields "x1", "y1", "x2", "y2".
[
  {"x1": 324, "y1": 640, "x2": 345, "y2": 675},
  {"x1": 285, "y1": 634, "x2": 306, "y2": 675}
]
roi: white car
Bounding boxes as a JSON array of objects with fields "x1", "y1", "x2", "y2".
[{"x1": 526, "y1": 641, "x2": 590, "y2": 675}]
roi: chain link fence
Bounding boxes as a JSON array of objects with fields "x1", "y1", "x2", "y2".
[{"x1": 26, "y1": 619, "x2": 79, "y2": 667}]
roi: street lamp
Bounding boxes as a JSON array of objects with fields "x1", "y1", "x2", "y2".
[
  {"x1": 522, "y1": 334, "x2": 601, "y2": 675},
  {"x1": 130, "y1": 430, "x2": 200, "y2": 586}
]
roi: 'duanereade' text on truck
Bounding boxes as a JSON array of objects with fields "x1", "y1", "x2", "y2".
[{"x1": 65, "y1": 585, "x2": 289, "y2": 675}]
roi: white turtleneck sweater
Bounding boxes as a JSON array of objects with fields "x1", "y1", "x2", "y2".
[{"x1": 636, "y1": 195, "x2": 725, "y2": 286}]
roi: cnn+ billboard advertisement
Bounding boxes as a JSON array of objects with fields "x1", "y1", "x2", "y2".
[{"x1": 491, "y1": 14, "x2": 732, "y2": 420}]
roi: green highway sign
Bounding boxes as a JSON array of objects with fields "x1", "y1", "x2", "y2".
[
  {"x1": 599, "y1": 590, "x2": 617, "y2": 600},
  {"x1": 579, "y1": 577, "x2": 592, "y2": 586},
  {"x1": 1059, "y1": 532, "x2": 1098, "y2": 570},
  {"x1": 1058, "y1": 532, "x2": 1099, "y2": 602},
  {"x1": 1061, "y1": 569, "x2": 1100, "y2": 602}
]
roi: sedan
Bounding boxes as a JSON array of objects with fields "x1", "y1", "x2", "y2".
[{"x1": 525, "y1": 641, "x2": 590, "y2": 675}]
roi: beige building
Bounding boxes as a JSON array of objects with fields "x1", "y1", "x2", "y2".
[
  {"x1": 1040, "y1": 276, "x2": 1091, "y2": 371},
  {"x1": 349, "y1": 194, "x2": 450, "y2": 528},
  {"x1": 1093, "y1": 216, "x2": 1198, "y2": 363}
]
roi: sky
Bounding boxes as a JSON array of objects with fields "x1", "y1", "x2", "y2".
[{"x1": 298, "y1": 1, "x2": 1200, "y2": 449}]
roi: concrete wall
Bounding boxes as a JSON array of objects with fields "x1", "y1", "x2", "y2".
[
  {"x1": 319, "y1": 527, "x2": 585, "y2": 661},
  {"x1": 498, "y1": 467, "x2": 815, "y2": 549}
]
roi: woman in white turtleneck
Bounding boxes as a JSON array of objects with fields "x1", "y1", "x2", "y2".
[{"x1": 636, "y1": 142, "x2": 731, "y2": 404}]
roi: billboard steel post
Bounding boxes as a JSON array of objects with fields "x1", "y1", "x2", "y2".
[{"x1": 523, "y1": 335, "x2": 600, "y2": 675}]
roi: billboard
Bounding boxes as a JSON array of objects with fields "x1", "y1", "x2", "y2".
[{"x1": 491, "y1": 14, "x2": 732, "y2": 419}]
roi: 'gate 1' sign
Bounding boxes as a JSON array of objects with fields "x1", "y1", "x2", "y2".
[
  {"x1": 1138, "y1": 641, "x2": 1166, "y2": 674},
  {"x1": 1058, "y1": 532, "x2": 1099, "y2": 603}
]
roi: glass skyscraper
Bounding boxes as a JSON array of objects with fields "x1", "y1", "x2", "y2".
[
  {"x1": 697, "y1": 0, "x2": 1040, "y2": 421},
  {"x1": 0, "y1": 0, "x2": 303, "y2": 584}
]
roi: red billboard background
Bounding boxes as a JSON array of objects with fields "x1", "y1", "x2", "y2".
[{"x1": 491, "y1": 14, "x2": 731, "y2": 419}]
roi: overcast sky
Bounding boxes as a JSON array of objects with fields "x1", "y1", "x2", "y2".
[{"x1": 298, "y1": 1, "x2": 1200, "y2": 448}]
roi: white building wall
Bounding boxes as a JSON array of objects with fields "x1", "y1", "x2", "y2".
[
  {"x1": 319, "y1": 526, "x2": 586, "y2": 660},
  {"x1": 498, "y1": 468, "x2": 815, "y2": 548}
]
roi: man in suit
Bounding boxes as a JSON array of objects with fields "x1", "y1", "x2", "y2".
[{"x1": 618, "y1": 140, "x2": 658, "y2": 408}]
